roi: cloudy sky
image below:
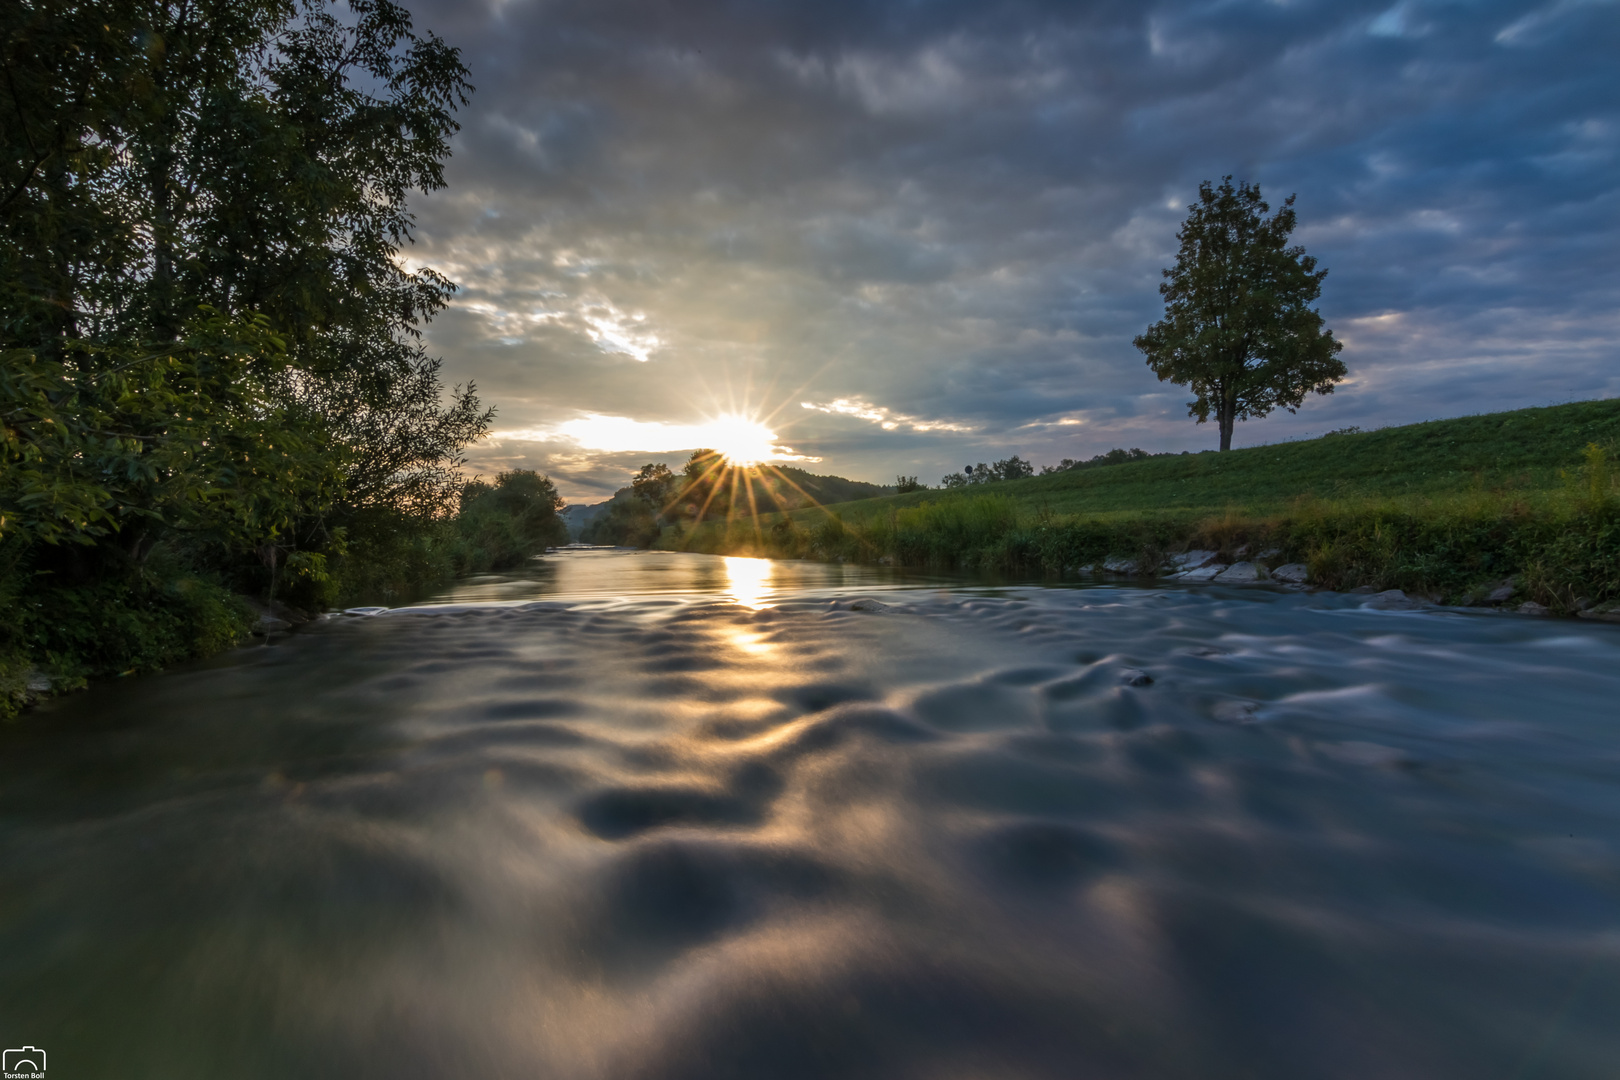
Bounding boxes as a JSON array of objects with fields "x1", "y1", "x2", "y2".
[{"x1": 399, "y1": 0, "x2": 1620, "y2": 503}]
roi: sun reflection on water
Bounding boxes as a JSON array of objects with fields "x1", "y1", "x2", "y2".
[{"x1": 724, "y1": 556, "x2": 774, "y2": 609}]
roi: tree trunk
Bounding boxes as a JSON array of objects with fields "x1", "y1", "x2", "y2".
[{"x1": 1218, "y1": 391, "x2": 1235, "y2": 451}]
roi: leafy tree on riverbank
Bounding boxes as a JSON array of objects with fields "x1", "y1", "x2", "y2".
[
  {"x1": 631, "y1": 463, "x2": 680, "y2": 520},
  {"x1": 2, "y1": 0, "x2": 489, "y2": 690},
  {"x1": 1135, "y1": 177, "x2": 1346, "y2": 451},
  {"x1": 453, "y1": 471, "x2": 567, "y2": 573}
]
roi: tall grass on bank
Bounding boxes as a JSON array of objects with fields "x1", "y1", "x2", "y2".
[{"x1": 672, "y1": 446, "x2": 1619, "y2": 612}]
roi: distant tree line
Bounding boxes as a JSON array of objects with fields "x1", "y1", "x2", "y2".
[{"x1": 941, "y1": 456, "x2": 1035, "y2": 488}]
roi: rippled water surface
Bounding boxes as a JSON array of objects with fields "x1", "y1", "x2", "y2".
[{"x1": 4, "y1": 549, "x2": 1619, "y2": 1078}]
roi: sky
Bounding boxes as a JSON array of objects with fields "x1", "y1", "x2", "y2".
[{"x1": 399, "y1": 0, "x2": 1620, "y2": 503}]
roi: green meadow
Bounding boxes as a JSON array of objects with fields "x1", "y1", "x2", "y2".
[{"x1": 665, "y1": 398, "x2": 1620, "y2": 613}]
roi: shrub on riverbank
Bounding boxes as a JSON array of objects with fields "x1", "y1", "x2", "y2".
[{"x1": 0, "y1": 564, "x2": 253, "y2": 719}]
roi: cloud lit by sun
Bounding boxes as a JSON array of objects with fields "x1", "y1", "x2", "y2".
[{"x1": 492, "y1": 411, "x2": 819, "y2": 464}]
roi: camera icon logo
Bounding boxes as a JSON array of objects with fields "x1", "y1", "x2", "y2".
[{"x1": 2, "y1": 1046, "x2": 45, "y2": 1076}]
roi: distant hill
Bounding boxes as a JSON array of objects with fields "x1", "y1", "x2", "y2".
[
  {"x1": 569, "y1": 464, "x2": 892, "y2": 545},
  {"x1": 559, "y1": 501, "x2": 611, "y2": 540},
  {"x1": 763, "y1": 465, "x2": 891, "y2": 507}
]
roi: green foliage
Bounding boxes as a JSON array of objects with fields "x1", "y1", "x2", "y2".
[
  {"x1": 452, "y1": 470, "x2": 567, "y2": 573},
  {"x1": 1, "y1": 0, "x2": 491, "y2": 698},
  {"x1": 895, "y1": 475, "x2": 925, "y2": 493},
  {"x1": 1575, "y1": 442, "x2": 1613, "y2": 510},
  {"x1": 631, "y1": 463, "x2": 679, "y2": 516},
  {"x1": 889, "y1": 496, "x2": 1021, "y2": 566},
  {"x1": 2, "y1": 310, "x2": 341, "y2": 555},
  {"x1": 1135, "y1": 177, "x2": 1345, "y2": 450},
  {"x1": 4, "y1": 567, "x2": 253, "y2": 694}
]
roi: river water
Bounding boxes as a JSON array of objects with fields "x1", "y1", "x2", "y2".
[{"x1": 3, "y1": 548, "x2": 1618, "y2": 1079}]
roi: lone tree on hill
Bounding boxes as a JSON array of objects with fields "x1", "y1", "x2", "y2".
[{"x1": 1134, "y1": 177, "x2": 1346, "y2": 451}]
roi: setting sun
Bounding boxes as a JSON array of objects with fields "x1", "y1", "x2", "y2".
[{"x1": 704, "y1": 413, "x2": 778, "y2": 466}]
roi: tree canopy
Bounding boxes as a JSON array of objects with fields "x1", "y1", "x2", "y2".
[
  {"x1": 1134, "y1": 177, "x2": 1345, "y2": 451},
  {"x1": 454, "y1": 470, "x2": 566, "y2": 572},
  {"x1": 2, "y1": 0, "x2": 498, "y2": 688},
  {"x1": 3, "y1": 0, "x2": 487, "y2": 558}
]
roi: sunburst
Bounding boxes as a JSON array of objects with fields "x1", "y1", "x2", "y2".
[{"x1": 703, "y1": 413, "x2": 778, "y2": 467}]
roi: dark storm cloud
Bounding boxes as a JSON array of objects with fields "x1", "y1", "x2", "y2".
[{"x1": 400, "y1": 0, "x2": 1620, "y2": 500}]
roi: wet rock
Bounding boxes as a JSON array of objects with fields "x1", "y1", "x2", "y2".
[
  {"x1": 24, "y1": 668, "x2": 51, "y2": 693},
  {"x1": 1484, "y1": 581, "x2": 1517, "y2": 604},
  {"x1": 1103, "y1": 557, "x2": 1138, "y2": 575},
  {"x1": 1270, "y1": 563, "x2": 1309, "y2": 584},
  {"x1": 245, "y1": 597, "x2": 311, "y2": 626},
  {"x1": 1348, "y1": 585, "x2": 1380, "y2": 595},
  {"x1": 1178, "y1": 564, "x2": 1227, "y2": 582},
  {"x1": 252, "y1": 615, "x2": 292, "y2": 636},
  {"x1": 1517, "y1": 601, "x2": 1550, "y2": 616},
  {"x1": 1213, "y1": 562, "x2": 1261, "y2": 583},
  {"x1": 1257, "y1": 547, "x2": 1281, "y2": 561},
  {"x1": 1577, "y1": 600, "x2": 1620, "y2": 623},
  {"x1": 1070, "y1": 564, "x2": 1095, "y2": 576},
  {"x1": 1172, "y1": 549, "x2": 1220, "y2": 571},
  {"x1": 1119, "y1": 668, "x2": 1153, "y2": 687},
  {"x1": 849, "y1": 598, "x2": 892, "y2": 613},
  {"x1": 1364, "y1": 589, "x2": 1427, "y2": 611},
  {"x1": 1231, "y1": 544, "x2": 1251, "y2": 559}
]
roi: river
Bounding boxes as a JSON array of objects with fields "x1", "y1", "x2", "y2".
[{"x1": 2, "y1": 548, "x2": 1617, "y2": 1078}]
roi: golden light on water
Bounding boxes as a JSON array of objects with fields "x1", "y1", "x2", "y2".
[{"x1": 724, "y1": 556, "x2": 774, "y2": 609}]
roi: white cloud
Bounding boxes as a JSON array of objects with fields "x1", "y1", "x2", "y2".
[
  {"x1": 492, "y1": 413, "x2": 819, "y2": 464},
  {"x1": 800, "y1": 398, "x2": 976, "y2": 434},
  {"x1": 579, "y1": 301, "x2": 661, "y2": 362}
]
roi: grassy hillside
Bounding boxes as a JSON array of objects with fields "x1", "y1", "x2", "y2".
[
  {"x1": 787, "y1": 398, "x2": 1620, "y2": 524},
  {"x1": 663, "y1": 399, "x2": 1620, "y2": 613}
]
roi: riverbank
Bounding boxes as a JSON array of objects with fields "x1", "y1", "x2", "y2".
[
  {"x1": 0, "y1": 471, "x2": 570, "y2": 719},
  {"x1": 665, "y1": 399, "x2": 1620, "y2": 617}
]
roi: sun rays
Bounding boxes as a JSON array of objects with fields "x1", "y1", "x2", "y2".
[
  {"x1": 549, "y1": 366, "x2": 859, "y2": 566},
  {"x1": 702, "y1": 414, "x2": 778, "y2": 467},
  {"x1": 653, "y1": 424, "x2": 851, "y2": 561}
]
